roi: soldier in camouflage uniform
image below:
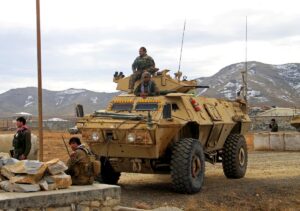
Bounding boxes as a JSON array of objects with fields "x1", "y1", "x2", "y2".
[
  {"x1": 12, "y1": 117, "x2": 31, "y2": 160},
  {"x1": 129, "y1": 47, "x2": 157, "y2": 92},
  {"x1": 66, "y1": 137, "x2": 94, "y2": 185}
]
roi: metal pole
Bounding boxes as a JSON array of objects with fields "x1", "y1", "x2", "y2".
[
  {"x1": 36, "y1": 0, "x2": 43, "y2": 161},
  {"x1": 245, "y1": 16, "x2": 248, "y2": 102}
]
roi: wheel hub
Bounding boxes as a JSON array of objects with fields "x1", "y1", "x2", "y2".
[
  {"x1": 238, "y1": 148, "x2": 245, "y2": 166},
  {"x1": 191, "y1": 155, "x2": 201, "y2": 178}
]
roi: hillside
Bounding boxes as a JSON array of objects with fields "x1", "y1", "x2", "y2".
[
  {"x1": 197, "y1": 61, "x2": 300, "y2": 106},
  {"x1": 0, "y1": 87, "x2": 119, "y2": 117}
]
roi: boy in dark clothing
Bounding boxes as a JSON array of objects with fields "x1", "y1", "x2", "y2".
[
  {"x1": 134, "y1": 72, "x2": 159, "y2": 97},
  {"x1": 12, "y1": 117, "x2": 31, "y2": 160}
]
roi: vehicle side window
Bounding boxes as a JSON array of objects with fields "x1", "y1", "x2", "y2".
[{"x1": 172, "y1": 103, "x2": 179, "y2": 111}]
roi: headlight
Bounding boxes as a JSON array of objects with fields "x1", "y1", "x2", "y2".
[
  {"x1": 127, "y1": 133, "x2": 136, "y2": 143},
  {"x1": 92, "y1": 132, "x2": 100, "y2": 141}
]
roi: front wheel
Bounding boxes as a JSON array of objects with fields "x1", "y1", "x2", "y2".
[
  {"x1": 170, "y1": 138, "x2": 205, "y2": 194},
  {"x1": 222, "y1": 134, "x2": 248, "y2": 179}
]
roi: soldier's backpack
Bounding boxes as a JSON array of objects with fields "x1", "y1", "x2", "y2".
[{"x1": 79, "y1": 147, "x2": 101, "y2": 177}]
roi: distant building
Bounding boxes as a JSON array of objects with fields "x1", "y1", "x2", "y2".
[{"x1": 257, "y1": 107, "x2": 300, "y2": 117}]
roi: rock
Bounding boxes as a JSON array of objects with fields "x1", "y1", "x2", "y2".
[
  {"x1": 0, "y1": 180, "x2": 41, "y2": 192},
  {"x1": 46, "y1": 159, "x2": 68, "y2": 175},
  {"x1": 0, "y1": 181, "x2": 13, "y2": 192},
  {"x1": 0, "y1": 152, "x2": 10, "y2": 160},
  {"x1": 45, "y1": 173, "x2": 72, "y2": 189},
  {"x1": 8, "y1": 163, "x2": 47, "y2": 184},
  {"x1": 3, "y1": 160, "x2": 46, "y2": 175},
  {"x1": 1, "y1": 167, "x2": 15, "y2": 179},
  {"x1": 39, "y1": 179, "x2": 49, "y2": 191},
  {"x1": 13, "y1": 183, "x2": 41, "y2": 192},
  {"x1": 47, "y1": 183, "x2": 58, "y2": 191},
  {"x1": 0, "y1": 157, "x2": 19, "y2": 168}
]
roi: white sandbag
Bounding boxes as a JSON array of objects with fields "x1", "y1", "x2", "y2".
[{"x1": 0, "y1": 134, "x2": 38, "y2": 159}]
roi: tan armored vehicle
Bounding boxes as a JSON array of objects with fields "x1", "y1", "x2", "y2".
[
  {"x1": 291, "y1": 115, "x2": 300, "y2": 132},
  {"x1": 76, "y1": 69, "x2": 251, "y2": 193}
]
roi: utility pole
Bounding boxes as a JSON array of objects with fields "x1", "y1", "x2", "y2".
[{"x1": 36, "y1": 0, "x2": 43, "y2": 161}]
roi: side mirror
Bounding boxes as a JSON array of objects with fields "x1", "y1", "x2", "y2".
[
  {"x1": 75, "y1": 104, "x2": 84, "y2": 117},
  {"x1": 163, "y1": 104, "x2": 172, "y2": 119}
]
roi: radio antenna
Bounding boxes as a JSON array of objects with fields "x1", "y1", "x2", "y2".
[
  {"x1": 178, "y1": 19, "x2": 186, "y2": 73},
  {"x1": 242, "y1": 16, "x2": 248, "y2": 102}
]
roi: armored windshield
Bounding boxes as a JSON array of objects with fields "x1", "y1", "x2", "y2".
[
  {"x1": 135, "y1": 102, "x2": 158, "y2": 111},
  {"x1": 111, "y1": 103, "x2": 133, "y2": 111}
]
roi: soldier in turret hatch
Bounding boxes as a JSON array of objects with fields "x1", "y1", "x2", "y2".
[
  {"x1": 129, "y1": 47, "x2": 157, "y2": 93},
  {"x1": 134, "y1": 72, "x2": 159, "y2": 97}
]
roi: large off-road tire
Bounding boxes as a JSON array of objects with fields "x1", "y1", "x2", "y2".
[
  {"x1": 96, "y1": 158, "x2": 121, "y2": 185},
  {"x1": 222, "y1": 134, "x2": 248, "y2": 179},
  {"x1": 170, "y1": 138, "x2": 205, "y2": 194}
]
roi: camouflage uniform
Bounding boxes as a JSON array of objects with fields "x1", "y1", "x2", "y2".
[
  {"x1": 66, "y1": 145, "x2": 94, "y2": 185},
  {"x1": 129, "y1": 54, "x2": 155, "y2": 90},
  {"x1": 12, "y1": 126, "x2": 31, "y2": 160}
]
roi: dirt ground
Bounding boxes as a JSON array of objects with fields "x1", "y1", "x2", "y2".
[{"x1": 40, "y1": 131, "x2": 300, "y2": 210}]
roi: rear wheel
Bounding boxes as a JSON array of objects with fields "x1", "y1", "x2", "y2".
[
  {"x1": 222, "y1": 134, "x2": 248, "y2": 179},
  {"x1": 96, "y1": 158, "x2": 121, "y2": 184},
  {"x1": 170, "y1": 138, "x2": 205, "y2": 194}
]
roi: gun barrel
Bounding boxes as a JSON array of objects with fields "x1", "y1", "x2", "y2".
[{"x1": 183, "y1": 85, "x2": 210, "y2": 88}]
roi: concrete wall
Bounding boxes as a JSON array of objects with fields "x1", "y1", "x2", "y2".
[
  {"x1": 0, "y1": 184, "x2": 120, "y2": 211},
  {"x1": 0, "y1": 134, "x2": 38, "y2": 159},
  {"x1": 254, "y1": 132, "x2": 300, "y2": 151}
]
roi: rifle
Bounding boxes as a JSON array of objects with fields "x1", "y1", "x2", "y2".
[{"x1": 62, "y1": 135, "x2": 71, "y2": 157}]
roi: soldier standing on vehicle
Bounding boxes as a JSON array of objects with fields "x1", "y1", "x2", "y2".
[
  {"x1": 12, "y1": 117, "x2": 31, "y2": 160},
  {"x1": 65, "y1": 137, "x2": 94, "y2": 185},
  {"x1": 129, "y1": 47, "x2": 157, "y2": 93},
  {"x1": 269, "y1": 118, "x2": 279, "y2": 132},
  {"x1": 134, "y1": 72, "x2": 159, "y2": 97}
]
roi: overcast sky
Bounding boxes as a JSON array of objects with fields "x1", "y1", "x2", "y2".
[{"x1": 0, "y1": 0, "x2": 299, "y2": 93}]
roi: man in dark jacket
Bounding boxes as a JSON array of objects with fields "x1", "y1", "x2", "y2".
[
  {"x1": 66, "y1": 137, "x2": 94, "y2": 185},
  {"x1": 12, "y1": 117, "x2": 31, "y2": 160},
  {"x1": 134, "y1": 72, "x2": 159, "y2": 97},
  {"x1": 269, "y1": 118, "x2": 279, "y2": 132}
]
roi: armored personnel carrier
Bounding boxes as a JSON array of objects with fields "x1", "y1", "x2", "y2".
[{"x1": 76, "y1": 69, "x2": 251, "y2": 193}]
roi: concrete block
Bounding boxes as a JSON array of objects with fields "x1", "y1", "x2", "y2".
[
  {"x1": 284, "y1": 132, "x2": 300, "y2": 151},
  {"x1": 269, "y1": 133, "x2": 284, "y2": 150},
  {"x1": 254, "y1": 133, "x2": 270, "y2": 150}
]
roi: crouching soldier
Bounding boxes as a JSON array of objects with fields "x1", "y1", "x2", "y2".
[{"x1": 66, "y1": 137, "x2": 100, "y2": 185}]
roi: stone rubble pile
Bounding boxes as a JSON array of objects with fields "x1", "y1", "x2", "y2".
[{"x1": 0, "y1": 152, "x2": 71, "y2": 192}]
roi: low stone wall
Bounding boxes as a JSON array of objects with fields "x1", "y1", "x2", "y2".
[
  {"x1": 254, "y1": 132, "x2": 300, "y2": 151},
  {"x1": 0, "y1": 184, "x2": 120, "y2": 211}
]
